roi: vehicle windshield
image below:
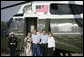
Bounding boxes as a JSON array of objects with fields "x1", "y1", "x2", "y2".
[{"x1": 8, "y1": 18, "x2": 24, "y2": 33}]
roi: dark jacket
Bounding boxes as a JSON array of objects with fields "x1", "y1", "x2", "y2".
[{"x1": 8, "y1": 36, "x2": 18, "y2": 49}]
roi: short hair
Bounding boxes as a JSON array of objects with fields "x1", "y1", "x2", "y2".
[
  {"x1": 48, "y1": 31, "x2": 52, "y2": 35},
  {"x1": 33, "y1": 29, "x2": 37, "y2": 32},
  {"x1": 42, "y1": 29, "x2": 46, "y2": 32}
]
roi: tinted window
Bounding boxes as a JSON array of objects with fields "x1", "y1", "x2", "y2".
[
  {"x1": 50, "y1": 3, "x2": 83, "y2": 15},
  {"x1": 69, "y1": 4, "x2": 83, "y2": 14},
  {"x1": 36, "y1": 5, "x2": 41, "y2": 9}
]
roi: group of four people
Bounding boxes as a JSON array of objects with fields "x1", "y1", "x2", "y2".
[{"x1": 24, "y1": 29, "x2": 56, "y2": 56}]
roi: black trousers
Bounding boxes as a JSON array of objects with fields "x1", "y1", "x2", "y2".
[
  {"x1": 9, "y1": 48, "x2": 15, "y2": 56},
  {"x1": 48, "y1": 48, "x2": 54, "y2": 56},
  {"x1": 41, "y1": 44, "x2": 48, "y2": 56}
]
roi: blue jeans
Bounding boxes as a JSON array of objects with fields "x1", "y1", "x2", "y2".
[
  {"x1": 32, "y1": 43, "x2": 40, "y2": 56},
  {"x1": 9, "y1": 48, "x2": 15, "y2": 56}
]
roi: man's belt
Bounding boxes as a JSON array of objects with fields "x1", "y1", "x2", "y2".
[
  {"x1": 41, "y1": 43, "x2": 48, "y2": 45},
  {"x1": 10, "y1": 43, "x2": 16, "y2": 45}
]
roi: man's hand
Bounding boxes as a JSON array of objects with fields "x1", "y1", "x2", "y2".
[{"x1": 53, "y1": 47, "x2": 55, "y2": 51}]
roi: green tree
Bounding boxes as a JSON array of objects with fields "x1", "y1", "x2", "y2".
[{"x1": 1, "y1": 21, "x2": 6, "y2": 28}]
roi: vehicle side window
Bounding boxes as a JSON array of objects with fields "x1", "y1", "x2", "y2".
[
  {"x1": 69, "y1": 4, "x2": 83, "y2": 14},
  {"x1": 50, "y1": 3, "x2": 83, "y2": 15}
]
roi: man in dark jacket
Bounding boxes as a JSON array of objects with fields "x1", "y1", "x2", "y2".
[{"x1": 8, "y1": 32, "x2": 18, "y2": 56}]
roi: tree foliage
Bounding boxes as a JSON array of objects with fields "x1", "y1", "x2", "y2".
[{"x1": 1, "y1": 21, "x2": 6, "y2": 28}]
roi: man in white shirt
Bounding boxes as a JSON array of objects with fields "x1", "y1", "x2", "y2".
[
  {"x1": 48, "y1": 32, "x2": 55, "y2": 56},
  {"x1": 40, "y1": 29, "x2": 48, "y2": 56},
  {"x1": 31, "y1": 29, "x2": 41, "y2": 56}
]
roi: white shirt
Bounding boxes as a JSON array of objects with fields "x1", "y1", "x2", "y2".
[
  {"x1": 31, "y1": 33, "x2": 41, "y2": 44},
  {"x1": 48, "y1": 36, "x2": 55, "y2": 48},
  {"x1": 40, "y1": 33, "x2": 48, "y2": 44}
]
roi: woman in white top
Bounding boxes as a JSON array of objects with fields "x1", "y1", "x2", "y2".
[
  {"x1": 48, "y1": 32, "x2": 55, "y2": 56},
  {"x1": 24, "y1": 32, "x2": 32, "y2": 56}
]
